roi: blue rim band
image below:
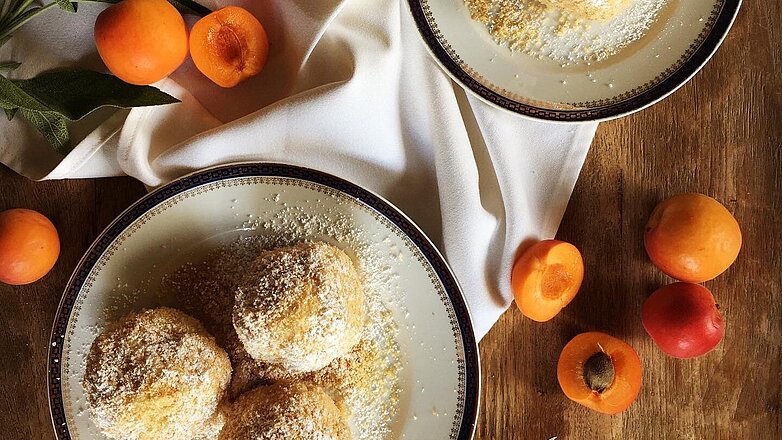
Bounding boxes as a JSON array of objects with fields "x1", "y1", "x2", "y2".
[
  {"x1": 406, "y1": 0, "x2": 741, "y2": 121},
  {"x1": 48, "y1": 163, "x2": 480, "y2": 440}
]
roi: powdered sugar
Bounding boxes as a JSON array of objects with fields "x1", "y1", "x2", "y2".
[
  {"x1": 82, "y1": 308, "x2": 231, "y2": 440},
  {"x1": 219, "y1": 382, "x2": 350, "y2": 440},
  {"x1": 466, "y1": 0, "x2": 669, "y2": 63},
  {"x1": 233, "y1": 241, "x2": 366, "y2": 373},
  {"x1": 160, "y1": 198, "x2": 401, "y2": 440}
]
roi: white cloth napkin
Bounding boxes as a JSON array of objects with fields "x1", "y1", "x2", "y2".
[{"x1": 0, "y1": 0, "x2": 597, "y2": 339}]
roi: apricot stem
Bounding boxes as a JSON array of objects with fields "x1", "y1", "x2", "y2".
[{"x1": 583, "y1": 351, "x2": 615, "y2": 393}]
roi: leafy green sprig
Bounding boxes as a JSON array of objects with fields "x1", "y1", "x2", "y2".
[{"x1": 0, "y1": 0, "x2": 212, "y2": 152}]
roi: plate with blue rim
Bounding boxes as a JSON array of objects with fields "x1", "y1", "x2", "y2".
[
  {"x1": 407, "y1": 0, "x2": 741, "y2": 122},
  {"x1": 48, "y1": 163, "x2": 480, "y2": 439}
]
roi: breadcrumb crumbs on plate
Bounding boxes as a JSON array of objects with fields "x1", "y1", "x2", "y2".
[{"x1": 465, "y1": 0, "x2": 669, "y2": 63}]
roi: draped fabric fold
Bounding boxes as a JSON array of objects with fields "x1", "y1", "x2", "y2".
[{"x1": 0, "y1": 0, "x2": 597, "y2": 339}]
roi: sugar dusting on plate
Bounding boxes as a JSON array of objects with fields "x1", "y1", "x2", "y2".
[
  {"x1": 466, "y1": 0, "x2": 670, "y2": 63},
  {"x1": 160, "y1": 197, "x2": 402, "y2": 440}
]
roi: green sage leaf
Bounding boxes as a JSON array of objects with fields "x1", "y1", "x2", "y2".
[
  {"x1": 19, "y1": 108, "x2": 70, "y2": 153},
  {"x1": 0, "y1": 72, "x2": 67, "y2": 149},
  {"x1": 0, "y1": 35, "x2": 10, "y2": 48},
  {"x1": 0, "y1": 73, "x2": 71, "y2": 151},
  {"x1": 15, "y1": 69, "x2": 179, "y2": 120},
  {"x1": 78, "y1": 0, "x2": 211, "y2": 16},
  {"x1": 0, "y1": 71, "x2": 49, "y2": 112},
  {"x1": 0, "y1": 61, "x2": 21, "y2": 73},
  {"x1": 56, "y1": 0, "x2": 76, "y2": 13},
  {"x1": 0, "y1": 1, "x2": 17, "y2": 24},
  {"x1": 2, "y1": 6, "x2": 42, "y2": 35},
  {"x1": 167, "y1": 0, "x2": 211, "y2": 16}
]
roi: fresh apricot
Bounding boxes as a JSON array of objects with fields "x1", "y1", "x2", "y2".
[
  {"x1": 511, "y1": 240, "x2": 584, "y2": 322},
  {"x1": 189, "y1": 6, "x2": 269, "y2": 88},
  {"x1": 644, "y1": 193, "x2": 741, "y2": 283},
  {"x1": 94, "y1": 0, "x2": 189, "y2": 85},
  {"x1": 0, "y1": 209, "x2": 60, "y2": 285},
  {"x1": 557, "y1": 332, "x2": 642, "y2": 415},
  {"x1": 642, "y1": 283, "x2": 724, "y2": 358}
]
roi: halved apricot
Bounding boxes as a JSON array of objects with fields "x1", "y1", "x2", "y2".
[
  {"x1": 557, "y1": 332, "x2": 642, "y2": 415},
  {"x1": 189, "y1": 6, "x2": 269, "y2": 88},
  {"x1": 511, "y1": 240, "x2": 584, "y2": 322}
]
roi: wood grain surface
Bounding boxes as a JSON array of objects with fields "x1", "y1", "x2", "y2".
[
  {"x1": 0, "y1": 0, "x2": 779, "y2": 438},
  {"x1": 476, "y1": 1, "x2": 782, "y2": 439}
]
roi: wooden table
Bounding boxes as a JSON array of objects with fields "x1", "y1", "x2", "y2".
[{"x1": 1, "y1": 0, "x2": 779, "y2": 438}]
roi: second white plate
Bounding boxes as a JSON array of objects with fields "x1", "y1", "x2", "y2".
[{"x1": 408, "y1": 0, "x2": 741, "y2": 121}]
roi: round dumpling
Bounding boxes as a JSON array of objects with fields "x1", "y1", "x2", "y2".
[
  {"x1": 83, "y1": 307, "x2": 231, "y2": 440},
  {"x1": 233, "y1": 241, "x2": 365, "y2": 373},
  {"x1": 219, "y1": 382, "x2": 350, "y2": 440}
]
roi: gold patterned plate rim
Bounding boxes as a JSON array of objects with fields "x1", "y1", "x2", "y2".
[
  {"x1": 47, "y1": 162, "x2": 481, "y2": 440},
  {"x1": 406, "y1": 0, "x2": 742, "y2": 122}
]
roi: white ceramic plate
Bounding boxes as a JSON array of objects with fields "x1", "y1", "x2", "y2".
[
  {"x1": 48, "y1": 163, "x2": 480, "y2": 440},
  {"x1": 407, "y1": 0, "x2": 741, "y2": 121}
]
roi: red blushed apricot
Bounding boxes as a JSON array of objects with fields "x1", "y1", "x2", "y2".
[
  {"x1": 557, "y1": 332, "x2": 643, "y2": 415},
  {"x1": 642, "y1": 283, "x2": 725, "y2": 358},
  {"x1": 644, "y1": 193, "x2": 741, "y2": 283},
  {"x1": 189, "y1": 6, "x2": 269, "y2": 88},
  {"x1": 94, "y1": 0, "x2": 189, "y2": 85},
  {"x1": 0, "y1": 209, "x2": 60, "y2": 285},
  {"x1": 511, "y1": 240, "x2": 584, "y2": 322}
]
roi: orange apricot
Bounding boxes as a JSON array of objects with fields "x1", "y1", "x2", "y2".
[
  {"x1": 0, "y1": 209, "x2": 60, "y2": 285},
  {"x1": 189, "y1": 6, "x2": 269, "y2": 88},
  {"x1": 94, "y1": 0, "x2": 189, "y2": 85},
  {"x1": 557, "y1": 332, "x2": 642, "y2": 415},
  {"x1": 644, "y1": 193, "x2": 741, "y2": 283},
  {"x1": 511, "y1": 240, "x2": 584, "y2": 322}
]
